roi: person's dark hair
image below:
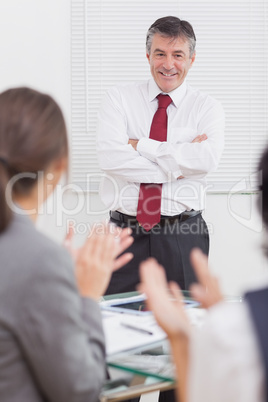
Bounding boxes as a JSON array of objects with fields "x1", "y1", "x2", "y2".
[
  {"x1": 258, "y1": 147, "x2": 268, "y2": 228},
  {"x1": 146, "y1": 16, "x2": 196, "y2": 57},
  {"x1": 0, "y1": 87, "x2": 68, "y2": 233}
]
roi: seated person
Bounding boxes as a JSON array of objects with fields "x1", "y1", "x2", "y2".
[
  {"x1": 0, "y1": 87, "x2": 133, "y2": 402},
  {"x1": 139, "y1": 147, "x2": 268, "y2": 402}
]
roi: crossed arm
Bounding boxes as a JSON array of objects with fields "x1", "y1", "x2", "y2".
[
  {"x1": 129, "y1": 135, "x2": 208, "y2": 179},
  {"x1": 97, "y1": 89, "x2": 224, "y2": 183},
  {"x1": 128, "y1": 134, "x2": 208, "y2": 151}
]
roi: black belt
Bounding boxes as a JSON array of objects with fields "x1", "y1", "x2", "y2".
[{"x1": 110, "y1": 210, "x2": 201, "y2": 227}]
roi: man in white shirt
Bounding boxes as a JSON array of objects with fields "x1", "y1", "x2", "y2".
[{"x1": 97, "y1": 16, "x2": 225, "y2": 296}]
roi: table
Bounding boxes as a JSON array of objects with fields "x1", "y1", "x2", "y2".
[
  {"x1": 100, "y1": 344, "x2": 175, "y2": 402},
  {"x1": 99, "y1": 291, "x2": 242, "y2": 401},
  {"x1": 99, "y1": 290, "x2": 183, "y2": 401}
]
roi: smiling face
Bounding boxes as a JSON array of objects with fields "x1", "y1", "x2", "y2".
[{"x1": 147, "y1": 33, "x2": 195, "y2": 93}]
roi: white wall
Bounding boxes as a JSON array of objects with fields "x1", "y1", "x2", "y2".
[
  {"x1": 0, "y1": 0, "x2": 71, "y2": 129},
  {"x1": 1, "y1": 0, "x2": 267, "y2": 297}
]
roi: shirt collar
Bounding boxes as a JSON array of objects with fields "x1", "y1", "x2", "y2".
[{"x1": 148, "y1": 78, "x2": 187, "y2": 108}]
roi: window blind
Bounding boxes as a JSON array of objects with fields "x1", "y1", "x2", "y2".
[{"x1": 71, "y1": 0, "x2": 268, "y2": 192}]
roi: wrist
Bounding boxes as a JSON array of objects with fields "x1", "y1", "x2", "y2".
[
  {"x1": 169, "y1": 334, "x2": 190, "y2": 364},
  {"x1": 169, "y1": 330, "x2": 189, "y2": 344}
]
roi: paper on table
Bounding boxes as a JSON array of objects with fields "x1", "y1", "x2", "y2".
[
  {"x1": 111, "y1": 354, "x2": 175, "y2": 379},
  {"x1": 101, "y1": 294, "x2": 147, "y2": 307},
  {"x1": 102, "y1": 311, "x2": 167, "y2": 358}
]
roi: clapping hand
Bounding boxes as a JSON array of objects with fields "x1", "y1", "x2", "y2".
[
  {"x1": 139, "y1": 258, "x2": 191, "y2": 340},
  {"x1": 139, "y1": 248, "x2": 223, "y2": 340},
  {"x1": 190, "y1": 248, "x2": 223, "y2": 308},
  {"x1": 64, "y1": 223, "x2": 133, "y2": 300}
]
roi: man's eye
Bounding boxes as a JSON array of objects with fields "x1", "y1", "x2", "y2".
[
  {"x1": 175, "y1": 54, "x2": 182, "y2": 58},
  {"x1": 156, "y1": 53, "x2": 164, "y2": 57}
]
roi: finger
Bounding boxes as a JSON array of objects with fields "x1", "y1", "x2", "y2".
[
  {"x1": 115, "y1": 226, "x2": 132, "y2": 238},
  {"x1": 140, "y1": 257, "x2": 165, "y2": 281},
  {"x1": 114, "y1": 227, "x2": 133, "y2": 245},
  {"x1": 79, "y1": 232, "x2": 97, "y2": 264},
  {"x1": 190, "y1": 283, "x2": 209, "y2": 307},
  {"x1": 100, "y1": 233, "x2": 115, "y2": 267},
  {"x1": 63, "y1": 221, "x2": 75, "y2": 247},
  {"x1": 116, "y1": 235, "x2": 134, "y2": 256},
  {"x1": 169, "y1": 282, "x2": 187, "y2": 311},
  {"x1": 169, "y1": 282, "x2": 190, "y2": 320},
  {"x1": 80, "y1": 226, "x2": 101, "y2": 263},
  {"x1": 191, "y1": 135, "x2": 201, "y2": 143},
  {"x1": 191, "y1": 134, "x2": 208, "y2": 143},
  {"x1": 169, "y1": 281, "x2": 183, "y2": 302},
  {"x1": 197, "y1": 134, "x2": 208, "y2": 142},
  {"x1": 107, "y1": 225, "x2": 133, "y2": 257},
  {"x1": 136, "y1": 283, "x2": 144, "y2": 294},
  {"x1": 190, "y1": 248, "x2": 211, "y2": 288},
  {"x1": 139, "y1": 257, "x2": 159, "y2": 271},
  {"x1": 139, "y1": 259, "x2": 168, "y2": 304},
  {"x1": 112, "y1": 252, "x2": 133, "y2": 271}
]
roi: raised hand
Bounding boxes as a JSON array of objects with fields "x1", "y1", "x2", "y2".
[
  {"x1": 63, "y1": 221, "x2": 80, "y2": 260},
  {"x1": 139, "y1": 258, "x2": 190, "y2": 339},
  {"x1": 74, "y1": 225, "x2": 133, "y2": 300},
  {"x1": 139, "y1": 258, "x2": 190, "y2": 402},
  {"x1": 190, "y1": 248, "x2": 223, "y2": 308}
]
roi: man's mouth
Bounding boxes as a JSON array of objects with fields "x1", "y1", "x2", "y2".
[{"x1": 159, "y1": 72, "x2": 177, "y2": 77}]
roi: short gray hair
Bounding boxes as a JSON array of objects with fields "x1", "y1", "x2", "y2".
[{"x1": 146, "y1": 16, "x2": 196, "y2": 58}]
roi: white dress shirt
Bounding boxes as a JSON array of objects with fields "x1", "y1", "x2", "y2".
[
  {"x1": 189, "y1": 300, "x2": 265, "y2": 402},
  {"x1": 97, "y1": 79, "x2": 225, "y2": 216}
]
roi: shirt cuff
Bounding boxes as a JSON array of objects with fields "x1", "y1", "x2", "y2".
[
  {"x1": 137, "y1": 137, "x2": 160, "y2": 162},
  {"x1": 137, "y1": 137, "x2": 183, "y2": 179}
]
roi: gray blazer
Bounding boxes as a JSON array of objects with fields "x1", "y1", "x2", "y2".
[{"x1": 0, "y1": 213, "x2": 106, "y2": 402}]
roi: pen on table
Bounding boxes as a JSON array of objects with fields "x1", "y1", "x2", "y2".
[{"x1": 120, "y1": 322, "x2": 153, "y2": 335}]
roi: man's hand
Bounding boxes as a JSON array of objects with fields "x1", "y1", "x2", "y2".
[
  {"x1": 129, "y1": 134, "x2": 207, "y2": 154},
  {"x1": 192, "y1": 133, "x2": 208, "y2": 143},
  {"x1": 177, "y1": 133, "x2": 208, "y2": 179},
  {"x1": 190, "y1": 248, "x2": 223, "y2": 308},
  {"x1": 128, "y1": 134, "x2": 207, "y2": 179},
  {"x1": 128, "y1": 139, "x2": 139, "y2": 150}
]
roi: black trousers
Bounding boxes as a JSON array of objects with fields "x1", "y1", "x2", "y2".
[
  {"x1": 106, "y1": 213, "x2": 209, "y2": 402},
  {"x1": 106, "y1": 213, "x2": 209, "y2": 295}
]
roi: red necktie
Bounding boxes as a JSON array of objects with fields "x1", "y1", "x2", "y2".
[{"x1": 137, "y1": 94, "x2": 172, "y2": 231}]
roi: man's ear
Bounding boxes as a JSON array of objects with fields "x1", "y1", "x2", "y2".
[
  {"x1": 190, "y1": 52, "x2": 196, "y2": 67},
  {"x1": 146, "y1": 53, "x2": 150, "y2": 64}
]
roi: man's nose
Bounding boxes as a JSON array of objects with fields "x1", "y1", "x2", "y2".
[{"x1": 163, "y1": 55, "x2": 174, "y2": 70}]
